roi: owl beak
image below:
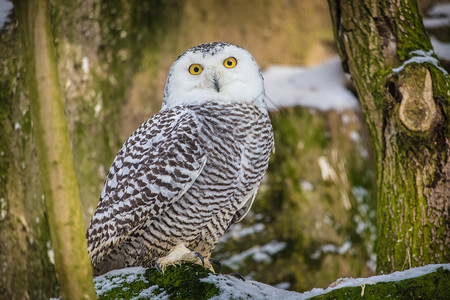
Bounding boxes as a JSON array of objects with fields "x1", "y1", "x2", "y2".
[
  {"x1": 206, "y1": 70, "x2": 221, "y2": 92},
  {"x1": 212, "y1": 74, "x2": 220, "y2": 92}
]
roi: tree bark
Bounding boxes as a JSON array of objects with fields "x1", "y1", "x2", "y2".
[
  {"x1": 0, "y1": 10, "x2": 59, "y2": 300},
  {"x1": 13, "y1": 0, "x2": 96, "y2": 299},
  {"x1": 328, "y1": 0, "x2": 449, "y2": 273}
]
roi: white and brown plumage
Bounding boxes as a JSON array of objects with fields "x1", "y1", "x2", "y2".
[{"x1": 86, "y1": 42, "x2": 274, "y2": 275}]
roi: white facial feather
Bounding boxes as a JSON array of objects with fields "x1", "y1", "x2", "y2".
[{"x1": 162, "y1": 42, "x2": 266, "y2": 110}]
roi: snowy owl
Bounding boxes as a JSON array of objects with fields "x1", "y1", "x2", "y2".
[{"x1": 86, "y1": 42, "x2": 274, "y2": 275}]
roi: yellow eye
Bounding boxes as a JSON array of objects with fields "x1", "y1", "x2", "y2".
[
  {"x1": 223, "y1": 57, "x2": 237, "y2": 68},
  {"x1": 189, "y1": 64, "x2": 203, "y2": 75}
]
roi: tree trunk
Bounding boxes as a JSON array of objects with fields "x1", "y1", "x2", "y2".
[
  {"x1": 13, "y1": 0, "x2": 96, "y2": 299},
  {"x1": 328, "y1": 0, "x2": 449, "y2": 273},
  {"x1": 0, "y1": 10, "x2": 59, "y2": 300}
]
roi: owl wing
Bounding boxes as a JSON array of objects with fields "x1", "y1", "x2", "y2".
[{"x1": 87, "y1": 108, "x2": 206, "y2": 262}]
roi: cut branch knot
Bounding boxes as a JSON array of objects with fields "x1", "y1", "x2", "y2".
[{"x1": 398, "y1": 66, "x2": 436, "y2": 132}]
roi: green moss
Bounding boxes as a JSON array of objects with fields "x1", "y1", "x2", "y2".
[
  {"x1": 148, "y1": 264, "x2": 219, "y2": 300},
  {"x1": 97, "y1": 264, "x2": 219, "y2": 300},
  {"x1": 97, "y1": 270, "x2": 150, "y2": 300},
  {"x1": 393, "y1": 1, "x2": 433, "y2": 60},
  {"x1": 0, "y1": 81, "x2": 11, "y2": 206},
  {"x1": 311, "y1": 267, "x2": 450, "y2": 300},
  {"x1": 0, "y1": 28, "x2": 15, "y2": 205},
  {"x1": 428, "y1": 62, "x2": 450, "y2": 123}
]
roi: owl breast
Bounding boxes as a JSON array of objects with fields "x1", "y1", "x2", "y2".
[{"x1": 92, "y1": 101, "x2": 273, "y2": 274}]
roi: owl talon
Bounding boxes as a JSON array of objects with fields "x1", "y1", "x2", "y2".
[
  {"x1": 229, "y1": 272, "x2": 245, "y2": 281},
  {"x1": 209, "y1": 259, "x2": 222, "y2": 273},
  {"x1": 155, "y1": 261, "x2": 163, "y2": 274},
  {"x1": 194, "y1": 252, "x2": 205, "y2": 267}
]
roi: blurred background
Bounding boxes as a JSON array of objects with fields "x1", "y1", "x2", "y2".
[{"x1": 1, "y1": 0, "x2": 449, "y2": 295}]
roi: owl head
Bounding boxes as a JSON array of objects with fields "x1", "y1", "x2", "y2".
[{"x1": 162, "y1": 42, "x2": 266, "y2": 110}]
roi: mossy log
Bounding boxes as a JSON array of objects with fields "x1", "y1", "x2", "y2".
[
  {"x1": 311, "y1": 266, "x2": 449, "y2": 300},
  {"x1": 93, "y1": 264, "x2": 450, "y2": 300},
  {"x1": 328, "y1": 0, "x2": 450, "y2": 273}
]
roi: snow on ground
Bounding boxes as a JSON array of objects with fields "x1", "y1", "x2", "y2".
[
  {"x1": 431, "y1": 36, "x2": 450, "y2": 61},
  {"x1": 297, "y1": 264, "x2": 450, "y2": 299},
  {"x1": 61, "y1": 263, "x2": 449, "y2": 299},
  {"x1": 203, "y1": 275, "x2": 301, "y2": 300},
  {"x1": 219, "y1": 222, "x2": 265, "y2": 244},
  {"x1": 423, "y1": 1, "x2": 450, "y2": 29},
  {"x1": 263, "y1": 1, "x2": 450, "y2": 113},
  {"x1": 423, "y1": 3, "x2": 450, "y2": 28},
  {"x1": 0, "y1": 0, "x2": 13, "y2": 29},
  {"x1": 423, "y1": 16, "x2": 450, "y2": 28},
  {"x1": 424, "y1": 2, "x2": 450, "y2": 61},
  {"x1": 221, "y1": 240, "x2": 287, "y2": 270},
  {"x1": 310, "y1": 241, "x2": 352, "y2": 260},
  {"x1": 94, "y1": 266, "x2": 149, "y2": 296},
  {"x1": 263, "y1": 56, "x2": 359, "y2": 111},
  {"x1": 201, "y1": 263, "x2": 450, "y2": 300},
  {"x1": 427, "y1": 3, "x2": 450, "y2": 18}
]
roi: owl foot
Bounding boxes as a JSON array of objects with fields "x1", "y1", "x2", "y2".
[
  {"x1": 155, "y1": 243, "x2": 211, "y2": 273},
  {"x1": 194, "y1": 252, "x2": 205, "y2": 267},
  {"x1": 229, "y1": 272, "x2": 246, "y2": 281},
  {"x1": 209, "y1": 259, "x2": 222, "y2": 273}
]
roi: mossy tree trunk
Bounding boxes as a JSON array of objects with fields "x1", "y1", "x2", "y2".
[
  {"x1": 13, "y1": 0, "x2": 96, "y2": 299},
  {"x1": 0, "y1": 10, "x2": 59, "y2": 300},
  {"x1": 328, "y1": 0, "x2": 449, "y2": 273}
]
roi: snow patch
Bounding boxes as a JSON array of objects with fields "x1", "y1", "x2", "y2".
[
  {"x1": 82, "y1": 56, "x2": 89, "y2": 75},
  {"x1": 0, "y1": 0, "x2": 13, "y2": 29},
  {"x1": 341, "y1": 113, "x2": 350, "y2": 124},
  {"x1": 300, "y1": 179, "x2": 314, "y2": 191},
  {"x1": 423, "y1": 17, "x2": 450, "y2": 28},
  {"x1": 423, "y1": 2, "x2": 450, "y2": 29},
  {"x1": 348, "y1": 131, "x2": 368, "y2": 158},
  {"x1": 202, "y1": 274, "x2": 300, "y2": 300},
  {"x1": 427, "y1": 3, "x2": 450, "y2": 17},
  {"x1": 311, "y1": 241, "x2": 352, "y2": 259},
  {"x1": 222, "y1": 240, "x2": 286, "y2": 269},
  {"x1": 263, "y1": 57, "x2": 359, "y2": 111},
  {"x1": 94, "y1": 266, "x2": 149, "y2": 297},
  {"x1": 431, "y1": 36, "x2": 450, "y2": 61},
  {"x1": 318, "y1": 156, "x2": 337, "y2": 181},
  {"x1": 299, "y1": 264, "x2": 450, "y2": 299},
  {"x1": 392, "y1": 50, "x2": 448, "y2": 75},
  {"x1": 349, "y1": 131, "x2": 361, "y2": 143},
  {"x1": 47, "y1": 241, "x2": 55, "y2": 265},
  {"x1": 274, "y1": 281, "x2": 291, "y2": 290},
  {"x1": 0, "y1": 198, "x2": 6, "y2": 220},
  {"x1": 219, "y1": 223, "x2": 265, "y2": 243},
  {"x1": 94, "y1": 101, "x2": 102, "y2": 117},
  {"x1": 202, "y1": 264, "x2": 449, "y2": 299},
  {"x1": 133, "y1": 286, "x2": 168, "y2": 300}
]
